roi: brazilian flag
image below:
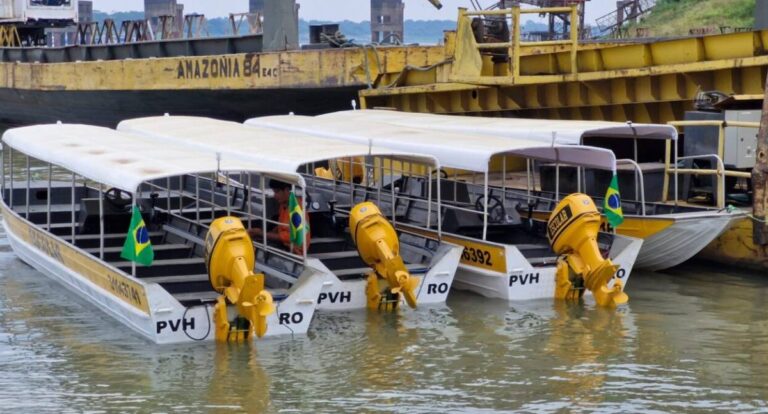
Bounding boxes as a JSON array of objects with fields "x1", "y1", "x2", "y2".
[
  {"x1": 603, "y1": 174, "x2": 624, "y2": 228},
  {"x1": 288, "y1": 191, "x2": 308, "y2": 246},
  {"x1": 120, "y1": 205, "x2": 154, "y2": 266}
]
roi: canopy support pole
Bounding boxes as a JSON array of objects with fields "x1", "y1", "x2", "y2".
[
  {"x1": 577, "y1": 166, "x2": 582, "y2": 193},
  {"x1": 436, "y1": 164, "x2": 442, "y2": 237},
  {"x1": 674, "y1": 139, "x2": 679, "y2": 206},
  {"x1": 426, "y1": 166, "x2": 432, "y2": 229},
  {"x1": 391, "y1": 164, "x2": 396, "y2": 224},
  {"x1": 502, "y1": 156, "x2": 507, "y2": 201},
  {"x1": 99, "y1": 183, "x2": 104, "y2": 260},
  {"x1": 226, "y1": 172, "x2": 231, "y2": 216},
  {"x1": 166, "y1": 177, "x2": 171, "y2": 213},
  {"x1": 482, "y1": 170, "x2": 489, "y2": 241},
  {"x1": 131, "y1": 192, "x2": 136, "y2": 278},
  {"x1": 247, "y1": 173, "x2": 252, "y2": 230},
  {"x1": 8, "y1": 147, "x2": 13, "y2": 209},
  {"x1": 260, "y1": 176, "x2": 267, "y2": 247},
  {"x1": 634, "y1": 138, "x2": 639, "y2": 201},
  {"x1": 302, "y1": 184, "x2": 308, "y2": 260},
  {"x1": 195, "y1": 174, "x2": 200, "y2": 224},
  {"x1": 1, "y1": 146, "x2": 5, "y2": 199},
  {"x1": 377, "y1": 159, "x2": 382, "y2": 204},
  {"x1": 25, "y1": 155, "x2": 30, "y2": 219},
  {"x1": 70, "y1": 172, "x2": 75, "y2": 244},
  {"x1": 526, "y1": 159, "x2": 531, "y2": 203},
  {"x1": 46, "y1": 163, "x2": 52, "y2": 230}
]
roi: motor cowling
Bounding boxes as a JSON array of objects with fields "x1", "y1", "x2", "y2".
[
  {"x1": 547, "y1": 194, "x2": 628, "y2": 307},
  {"x1": 205, "y1": 217, "x2": 276, "y2": 342},
  {"x1": 350, "y1": 202, "x2": 418, "y2": 310}
]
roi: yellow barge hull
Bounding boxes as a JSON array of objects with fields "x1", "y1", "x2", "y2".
[
  {"x1": 0, "y1": 46, "x2": 444, "y2": 127},
  {"x1": 698, "y1": 217, "x2": 768, "y2": 270}
]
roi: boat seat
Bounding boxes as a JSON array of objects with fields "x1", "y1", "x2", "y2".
[
  {"x1": 112, "y1": 257, "x2": 206, "y2": 278},
  {"x1": 311, "y1": 237, "x2": 346, "y2": 244},
  {"x1": 62, "y1": 231, "x2": 164, "y2": 249},
  {"x1": 163, "y1": 224, "x2": 205, "y2": 246},
  {"x1": 307, "y1": 237, "x2": 350, "y2": 254},
  {"x1": 309, "y1": 250, "x2": 360, "y2": 260},
  {"x1": 143, "y1": 274, "x2": 209, "y2": 284},
  {"x1": 528, "y1": 257, "x2": 559, "y2": 266},
  {"x1": 84, "y1": 243, "x2": 193, "y2": 261},
  {"x1": 442, "y1": 207, "x2": 483, "y2": 234},
  {"x1": 172, "y1": 288, "x2": 289, "y2": 307},
  {"x1": 332, "y1": 263, "x2": 428, "y2": 279}
]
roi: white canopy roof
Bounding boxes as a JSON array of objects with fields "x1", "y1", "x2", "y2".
[
  {"x1": 315, "y1": 110, "x2": 678, "y2": 143},
  {"x1": 2, "y1": 124, "x2": 261, "y2": 192},
  {"x1": 246, "y1": 115, "x2": 618, "y2": 173},
  {"x1": 117, "y1": 116, "x2": 438, "y2": 174}
]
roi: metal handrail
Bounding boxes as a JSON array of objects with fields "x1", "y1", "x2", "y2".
[
  {"x1": 666, "y1": 119, "x2": 758, "y2": 208},
  {"x1": 617, "y1": 159, "x2": 646, "y2": 216},
  {"x1": 676, "y1": 153, "x2": 726, "y2": 209}
]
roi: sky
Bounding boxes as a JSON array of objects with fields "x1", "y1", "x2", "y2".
[{"x1": 90, "y1": 1, "x2": 617, "y2": 24}]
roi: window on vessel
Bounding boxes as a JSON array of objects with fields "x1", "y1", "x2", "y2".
[{"x1": 30, "y1": 0, "x2": 71, "y2": 6}]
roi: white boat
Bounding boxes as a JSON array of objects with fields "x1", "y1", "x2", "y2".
[
  {"x1": 245, "y1": 114, "x2": 643, "y2": 306},
  {"x1": 0, "y1": 124, "x2": 330, "y2": 344},
  {"x1": 302, "y1": 110, "x2": 744, "y2": 271},
  {"x1": 116, "y1": 116, "x2": 464, "y2": 313}
]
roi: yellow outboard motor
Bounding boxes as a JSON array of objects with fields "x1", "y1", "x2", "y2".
[
  {"x1": 547, "y1": 194, "x2": 628, "y2": 307},
  {"x1": 205, "y1": 217, "x2": 276, "y2": 342},
  {"x1": 350, "y1": 202, "x2": 419, "y2": 310}
]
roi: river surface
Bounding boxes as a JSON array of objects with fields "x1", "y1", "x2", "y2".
[{"x1": 0, "y1": 213, "x2": 767, "y2": 413}]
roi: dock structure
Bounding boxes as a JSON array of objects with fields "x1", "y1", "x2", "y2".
[
  {"x1": 47, "y1": 1, "x2": 93, "y2": 46},
  {"x1": 595, "y1": 0, "x2": 657, "y2": 38},
  {"x1": 354, "y1": 4, "x2": 768, "y2": 270},
  {"x1": 358, "y1": 5, "x2": 768, "y2": 125}
]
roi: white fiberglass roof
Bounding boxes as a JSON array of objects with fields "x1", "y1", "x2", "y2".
[
  {"x1": 2, "y1": 124, "x2": 262, "y2": 192},
  {"x1": 316, "y1": 110, "x2": 678, "y2": 143},
  {"x1": 245, "y1": 114, "x2": 618, "y2": 173},
  {"x1": 117, "y1": 116, "x2": 438, "y2": 171}
]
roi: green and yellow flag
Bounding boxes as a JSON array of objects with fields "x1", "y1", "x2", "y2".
[
  {"x1": 120, "y1": 205, "x2": 154, "y2": 266},
  {"x1": 288, "y1": 191, "x2": 308, "y2": 246},
  {"x1": 603, "y1": 174, "x2": 624, "y2": 228}
]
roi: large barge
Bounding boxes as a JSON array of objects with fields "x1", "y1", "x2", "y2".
[{"x1": 0, "y1": 32, "x2": 444, "y2": 126}]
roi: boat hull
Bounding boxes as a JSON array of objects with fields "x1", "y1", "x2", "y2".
[
  {"x1": 632, "y1": 212, "x2": 740, "y2": 271},
  {"x1": 1, "y1": 202, "x2": 325, "y2": 344},
  {"x1": 528, "y1": 209, "x2": 741, "y2": 271},
  {"x1": 451, "y1": 233, "x2": 642, "y2": 302},
  {"x1": 312, "y1": 242, "x2": 463, "y2": 311}
]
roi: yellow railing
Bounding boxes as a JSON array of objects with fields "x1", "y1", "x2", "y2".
[
  {"x1": 458, "y1": 5, "x2": 579, "y2": 82},
  {"x1": 664, "y1": 120, "x2": 756, "y2": 208}
]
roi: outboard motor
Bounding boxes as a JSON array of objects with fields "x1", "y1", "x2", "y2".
[
  {"x1": 547, "y1": 194, "x2": 628, "y2": 307},
  {"x1": 205, "y1": 217, "x2": 276, "y2": 342},
  {"x1": 350, "y1": 202, "x2": 419, "y2": 311}
]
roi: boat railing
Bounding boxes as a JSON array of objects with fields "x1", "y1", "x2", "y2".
[
  {"x1": 666, "y1": 120, "x2": 756, "y2": 209},
  {"x1": 305, "y1": 155, "x2": 441, "y2": 234},
  {"x1": 673, "y1": 154, "x2": 727, "y2": 209},
  {"x1": 617, "y1": 159, "x2": 647, "y2": 216},
  {"x1": 142, "y1": 174, "x2": 307, "y2": 268}
]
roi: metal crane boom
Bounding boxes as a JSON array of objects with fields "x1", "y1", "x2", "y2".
[{"x1": 426, "y1": 0, "x2": 443, "y2": 9}]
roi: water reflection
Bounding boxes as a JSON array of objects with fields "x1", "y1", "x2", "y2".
[{"x1": 1, "y1": 219, "x2": 768, "y2": 412}]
